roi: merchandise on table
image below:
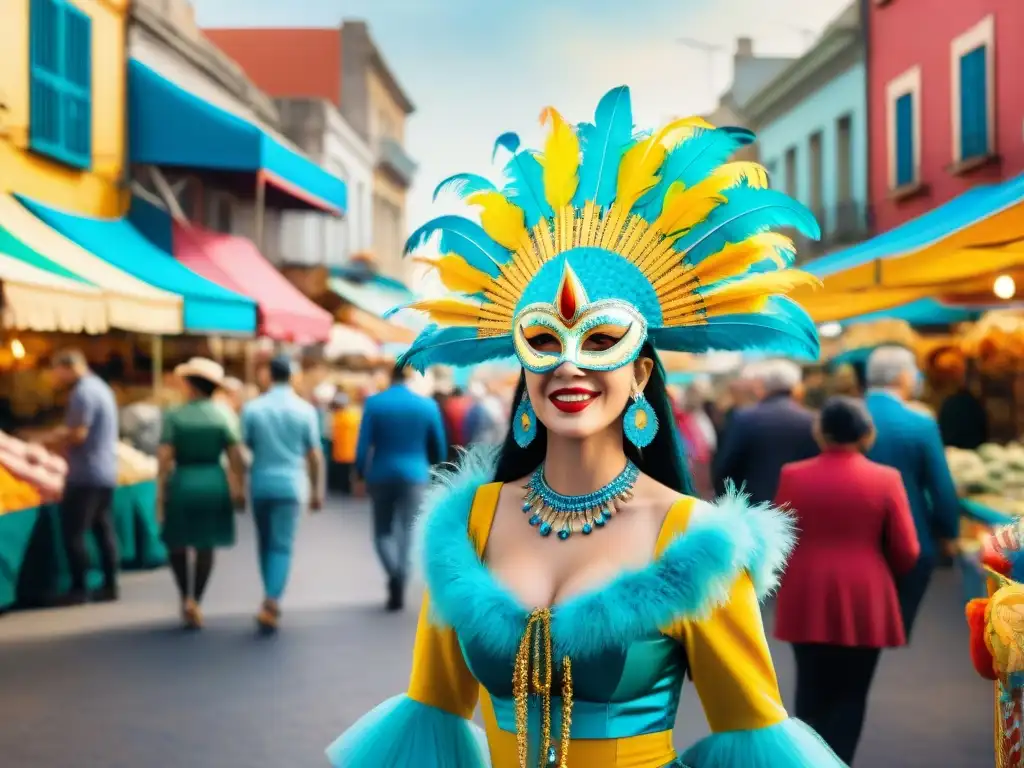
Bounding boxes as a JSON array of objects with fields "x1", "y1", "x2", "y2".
[
  {"x1": 116, "y1": 441, "x2": 159, "y2": 485},
  {"x1": 947, "y1": 443, "x2": 1024, "y2": 501},
  {"x1": 0, "y1": 430, "x2": 66, "y2": 503},
  {"x1": 0, "y1": 464, "x2": 42, "y2": 514}
]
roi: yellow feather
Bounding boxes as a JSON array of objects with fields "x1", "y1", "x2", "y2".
[
  {"x1": 689, "y1": 233, "x2": 797, "y2": 285},
  {"x1": 700, "y1": 270, "x2": 822, "y2": 310},
  {"x1": 538, "y1": 107, "x2": 580, "y2": 210},
  {"x1": 709, "y1": 161, "x2": 770, "y2": 190},
  {"x1": 405, "y1": 297, "x2": 482, "y2": 327},
  {"x1": 466, "y1": 191, "x2": 528, "y2": 251},
  {"x1": 412, "y1": 255, "x2": 494, "y2": 295},
  {"x1": 616, "y1": 116, "x2": 713, "y2": 212},
  {"x1": 652, "y1": 180, "x2": 726, "y2": 238}
]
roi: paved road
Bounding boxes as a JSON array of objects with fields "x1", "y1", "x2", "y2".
[{"x1": 0, "y1": 496, "x2": 993, "y2": 767}]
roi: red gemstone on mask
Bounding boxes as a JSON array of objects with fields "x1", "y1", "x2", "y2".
[{"x1": 558, "y1": 279, "x2": 577, "y2": 322}]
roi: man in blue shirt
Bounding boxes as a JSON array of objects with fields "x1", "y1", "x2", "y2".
[
  {"x1": 242, "y1": 355, "x2": 324, "y2": 633},
  {"x1": 356, "y1": 364, "x2": 446, "y2": 610},
  {"x1": 49, "y1": 349, "x2": 120, "y2": 605},
  {"x1": 864, "y1": 346, "x2": 960, "y2": 639}
]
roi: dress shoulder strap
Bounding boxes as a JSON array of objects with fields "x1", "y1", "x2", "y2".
[
  {"x1": 654, "y1": 496, "x2": 699, "y2": 558},
  {"x1": 468, "y1": 481, "x2": 503, "y2": 559}
]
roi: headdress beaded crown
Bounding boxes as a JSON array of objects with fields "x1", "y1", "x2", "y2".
[{"x1": 391, "y1": 86, "x2": 822, "y2": 371}]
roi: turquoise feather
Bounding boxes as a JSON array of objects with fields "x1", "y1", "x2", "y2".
[
  {"x1": 493, "y1": 131, "x2": 551, "y2": 227},
  {"x1": 432, "y1": 172, "x2": 496, "y2": 202},
  {"x1": 398, "y1": 325, "x2": 515, "y2": 372},
  {"x1": 404, "y1": 215, "x2": 509, "y2": 277},
  {"x1": 635, "y1": 127, "x2": 752, "y2": 220},
  {"x1": 679, "y1": 188, "x2": 820, "y2": 264},
  {"x1": 572, "y1": 86, "x2": 633, "y2": 208},
  {"x1": 681, "y1": 717, "x2": 847, "y2": 767},
  {"x1": 651, "y1": 299, "x2": 820, "y2": 360}
]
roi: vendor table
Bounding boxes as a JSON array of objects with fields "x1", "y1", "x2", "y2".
[{"x1": 1, "y1": 480, "x2": 164, "y2": 610}]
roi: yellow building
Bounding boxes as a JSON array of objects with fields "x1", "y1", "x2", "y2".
[{"x1": 0, "y1": 0, "x2": 127, "y2": 216}]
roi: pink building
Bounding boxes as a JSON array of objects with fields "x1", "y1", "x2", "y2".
[{"x1": 867, "y1": 0, "x2": 1024, "y2": 232}]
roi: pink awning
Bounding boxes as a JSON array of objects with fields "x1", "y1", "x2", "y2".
[{"x1": 172, "y1": 223, "x2": 332, "y2": 343}]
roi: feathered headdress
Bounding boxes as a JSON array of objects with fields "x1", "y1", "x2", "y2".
[{"x1": 391, "y1": 86, "x2": 822, "y2": 371}]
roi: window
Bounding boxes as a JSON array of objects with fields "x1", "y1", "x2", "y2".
[
  {"x1": 836, "y1": 114, "x2": 853, "y2": 204},
  {"x1": 808, "y1": 132, "x2": 823, "y2": 214},
  {"x1": 784, "y1": 147, "x2": 797, "y2": 197},
  {"x1": 885, "y1": 65, "x2": 921, "y2": 189},
  {"x1": 29, "y1": 0, "x2": 92, "y2": 169},
  {"x1": 951, "y1": 15, "x2": 995, "y2": 163}
]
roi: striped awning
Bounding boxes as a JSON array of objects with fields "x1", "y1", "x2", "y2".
[
  {"x1": 0, "y1": 195, "x2": 183, "y2": 333},
  {"x1": 0, "y1": 250, "x2": 107, "y2": 333}
]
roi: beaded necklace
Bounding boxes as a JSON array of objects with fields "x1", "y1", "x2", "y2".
[{"x1": 522, "y1": 460, "x2": 640, "y2": 540}]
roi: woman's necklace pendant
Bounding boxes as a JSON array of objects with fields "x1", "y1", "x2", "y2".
[{"x1": 522, "y1": 461, "x2": 640, "y2": 541}]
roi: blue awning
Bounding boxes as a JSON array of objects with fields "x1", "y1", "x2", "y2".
[
  {"x1": 844, "y1": 298, "x2": 983, "y2": 327},
  {"x1": 806, "y1": 172, "x2": 1024, "y2": 278},
  {"x1": 18, "y1": 197, "x2": 257, "y2": 335},
  {"x1": 127, "y1": 60, "x2": 347, "y2": 214}
]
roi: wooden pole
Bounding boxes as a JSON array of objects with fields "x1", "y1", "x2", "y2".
[
  {"x1": 151, "y1": 334, "x2": 163, "y2": 395},
  {"x1": 255, "y1": 173, "x2": 267, "y2": 252}
]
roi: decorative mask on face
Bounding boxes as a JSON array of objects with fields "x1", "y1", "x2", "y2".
[{"x1": 513, "y1": 263, "x2": 648, "y2": 373}]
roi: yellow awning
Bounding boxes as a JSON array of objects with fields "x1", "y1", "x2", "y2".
[
  {"x1": 0, "y1": 196, "x2": 183, "y2": 334},
  {"x1": 0, "y1": 251, "x2": 107, "y2": 333}
]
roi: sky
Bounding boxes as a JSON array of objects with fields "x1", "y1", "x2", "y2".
[{"x1": 193, "y1": 0, "x2": 851, "y2": 233}]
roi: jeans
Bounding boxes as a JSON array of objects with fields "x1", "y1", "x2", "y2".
[
  {"x1": 252, "y1": 498, "x2": 301, "y2": 601},
  {"x1": 369, "y1": 483, "x2": 423, "y2": 583},
  {"x1": 60, "y1": 484, "x2": 118, "y2": 592}
]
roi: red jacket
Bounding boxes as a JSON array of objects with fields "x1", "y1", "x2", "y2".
[{"x1": 773, "y1": 450, "x2": 921, "y2": 648}]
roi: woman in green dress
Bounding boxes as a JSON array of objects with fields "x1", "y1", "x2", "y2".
[{"x1": 158, "y1": 358, "x2": 246, "y2": 629}]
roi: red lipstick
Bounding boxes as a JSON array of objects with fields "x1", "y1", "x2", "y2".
[{"x1": 548, "y1": 387, "x2": 600, "y2": 414}]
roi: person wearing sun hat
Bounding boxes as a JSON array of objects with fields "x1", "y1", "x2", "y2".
[
  {"x1": 159, "y1": 357, "x2": 247, "y2": 630},
  {"x1": 325, "y1": 86, "x2": 844, "y2": 767}
]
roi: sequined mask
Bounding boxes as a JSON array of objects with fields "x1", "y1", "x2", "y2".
[{"x1": 513, "y1": 264, "x2": 648, "y2": 374}]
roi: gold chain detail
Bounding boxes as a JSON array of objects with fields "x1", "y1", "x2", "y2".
[{"x1": 512, "y1": 609, "x2": 575, "y2": 768}]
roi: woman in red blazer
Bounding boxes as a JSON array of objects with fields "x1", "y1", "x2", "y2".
[{"x1": 774, "y1": 396, "x2": 921, "y2": 765}]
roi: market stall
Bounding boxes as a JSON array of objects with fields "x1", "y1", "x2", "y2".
[{"x1": 0, "y1": 433, "x2": 162, "y2": 611}]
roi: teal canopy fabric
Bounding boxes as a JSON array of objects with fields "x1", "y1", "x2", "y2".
[
  {"x1": 128, "y1": 60, "x2": 347, "y2": 214},
  {"x1": 805, "y1": 172, "x2": 1024, "y2": 278},
  {"x1": 18, "y1": 197, "x2": 256, "y2": 334},
  {"x1": 844, "y1": 298, "x2": 983, "y2": 327}
]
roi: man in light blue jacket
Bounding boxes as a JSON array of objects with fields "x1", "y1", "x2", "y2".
[
  {"x1": 864, "y1": 346, "x2": 959, "y2": 639},
  {"x1": 356, "y1": 365, "x2": 447, "y2": 611}
]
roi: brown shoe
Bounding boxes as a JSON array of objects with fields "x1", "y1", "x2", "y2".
[
  {"x1": 182, "y1": 599, "x2": 203, "y2": 630},
  {"x1": 255, "y1": 600, "x2": 279, "y2": 635}
]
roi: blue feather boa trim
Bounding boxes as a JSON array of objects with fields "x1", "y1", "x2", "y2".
[
  {"x1": 325, "y1": 695, "x2": 490, "y2": 768},
  {"x1": 415, "y1": 445, "x2": 796, "y2": 661},
  {"x1": 680, "y1": 717, "x2": 848, "y2": 767}
]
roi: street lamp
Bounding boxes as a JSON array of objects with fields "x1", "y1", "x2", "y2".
[{"x1": 675, "y1": 37, "x2": 724, "y2": 109}]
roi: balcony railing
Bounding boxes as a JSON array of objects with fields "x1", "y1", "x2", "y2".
[{"x1": 378, "y1": 138, "x2": 417, "y2": 187}]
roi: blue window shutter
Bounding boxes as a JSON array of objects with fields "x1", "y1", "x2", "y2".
[
  {"x1": 959, "y1": 45, "x2": 988, "y2": 159},
  {"x1": 28, "y1": 0, "x2": 91, "y2": 169},
  {"x1": 894, "y1": 93, "x2": 914, "y2": 187}
]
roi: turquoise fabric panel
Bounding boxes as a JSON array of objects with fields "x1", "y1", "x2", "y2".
[
  {"x1": 0, "y1": 507, "x2": 41, "y2": 609},
  {"x1": 128, "y1": 60, "x2": 346, "y2": 212},
  {"x1": 18, "y1": 196, "x2": 256, "y2": 335}
]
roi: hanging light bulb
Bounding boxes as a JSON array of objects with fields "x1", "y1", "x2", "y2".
[
  {"x1": 10, "y1": 339, "x2": 25, "y2": 360},
  {"x1": 818, "y1": 322, "x2": 842, "y2": 339},
  {"x1": 994, "y1": 275, "x2": 1016, "y2": 300}
]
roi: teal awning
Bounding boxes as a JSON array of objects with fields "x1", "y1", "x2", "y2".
[
  {"x1": 128, "y1": 60, "x2": 346, "y2": 214},
  {"x1": 329, "y1": 275, "x2": 415, "y2": 318},
  {"x1": 18, "y1": 197, "x2": 256, "y2": 335},
  {"x1": 844, "y1": 298, "x2": 983, "y2": 327}
]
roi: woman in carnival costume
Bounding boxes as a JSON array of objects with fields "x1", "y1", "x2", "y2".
[{"x1": 326, "y1": 86, "x2": 845, "y2": 767}]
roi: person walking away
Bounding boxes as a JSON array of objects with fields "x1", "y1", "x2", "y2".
[
  {"x1": 47, "y1": 349, "x2": 120, "y2": 605},
  {"x1": 440, "y1": 386, "x2": 474, "y2": 461},
  {"x1": 159, "y1": 358, "x2": 246, "y2": 629},
  {"x1": 774, "y1": 397, "x2": 919, "y2": 764},
  {"x1": 713, "y1": 359, "x2": 817, "y2": 503},
  {"x1": 242, "y1": 355, "x2": 324, "y2": 633},
  {"x1": 356, "y1": 364, "x2": 446, "y2": 610},
  {"x1": 464, "y1": 379, "x2": 508, "y2": 445},
  {"x1": 863, "y1": 346, "x2": 960, "y2": 639},
  {"x1": 331, "y1": 391, "x2": 362, "y2": 495}
]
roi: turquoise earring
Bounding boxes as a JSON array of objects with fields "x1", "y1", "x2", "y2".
[
  {"x1": 513, "y1": 393, "x2": 538, "y2": 447},
  {"x1": 624, "y1": 390, "x2": 658, "y2": 448}
]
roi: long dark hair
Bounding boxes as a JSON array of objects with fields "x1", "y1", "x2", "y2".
[{"x1": 492, "y1": 345, "x2": 695, "y2": 495}]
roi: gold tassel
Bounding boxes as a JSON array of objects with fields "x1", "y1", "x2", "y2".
[{"x1": 512, "y1": 609, "x2": 575, "y2": 768}]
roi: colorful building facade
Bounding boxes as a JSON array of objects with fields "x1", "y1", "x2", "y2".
[
  {"x1": 0, "y1": 0, "x2": 128, "y2": 216},
  {"x1": 746, "y1": 3, "x2": 867, "y2": 262},
  {"x1": 867, "y1": 0, "x2": 1024, "y2": 232}
]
